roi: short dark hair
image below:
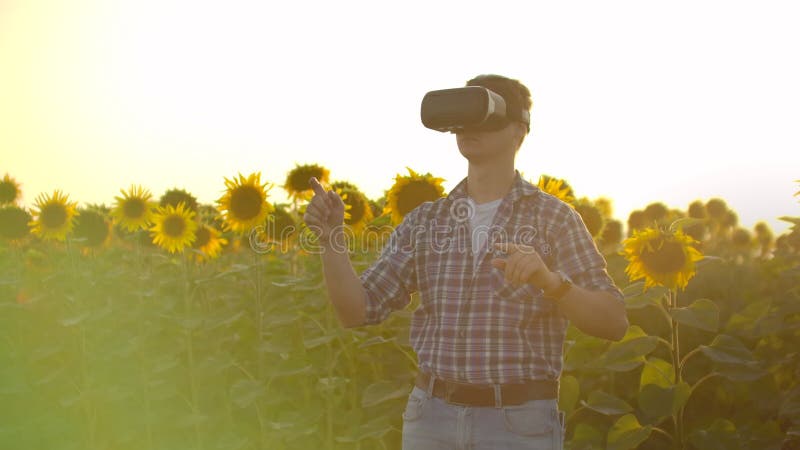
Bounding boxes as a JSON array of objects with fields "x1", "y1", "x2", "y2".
[{"x1": 466, "y1": 74, "x2": 532, "y2": 133}]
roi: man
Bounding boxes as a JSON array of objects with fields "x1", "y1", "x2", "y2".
[{"x1": 303, "y1": 74, "x2": 628, "y2": 449}]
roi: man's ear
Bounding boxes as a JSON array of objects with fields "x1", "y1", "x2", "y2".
[{"x1": 516, "y1": 123, "x2": 527, "y2": 148}]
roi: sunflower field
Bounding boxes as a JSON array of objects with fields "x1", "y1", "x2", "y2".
[{"x1": 1, "y1": 168, "x2": 799, "y2": 450}]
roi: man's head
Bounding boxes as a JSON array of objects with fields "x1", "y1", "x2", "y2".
[
  {"x1": 457, "y1": 74, "x2": 532, "y2": 162},
  {"x1": 466, "y1": 74, "x2": 532, "y2": 136}
]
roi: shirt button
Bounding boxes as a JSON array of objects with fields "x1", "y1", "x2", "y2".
[
  {"x1": 459, "y1": 330, "x2": 466, "y2": 338},
  {"x1": 458, "y1": 370, "x2": 466, "y2": 379}
]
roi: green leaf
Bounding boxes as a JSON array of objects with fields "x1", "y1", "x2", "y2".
[
  {"x1": 638, "y1": 382, "x2": 691, "y2": 420},
  {"x1": 558, "y1": 374, "x2": 580, "y2": 415},
  {"x1": 669, "y1": 217, "x2": 705, "y2": 232},
  {"x1": 59, "y1": 310, "x2": 92, "y2": 327},
  {"x1": 640, "y1": 357, "x2": 674, "y2": 388},
  {"x1": 335, "y1": 415, "x2": 397, "y2": 443},
  {"x1": 598, "y1": 326, "x2": 658, "y2": 372},
  {"x1": 714, "y1": 362, "x2": 768, "y2": 381},
  {"x1": 688, "y1": 419, "x2": 741, "y2": 450},
  {"x1": 669, "y1": 298, "x2": 719, "y2": 332},
  {"x1": 779, "y1": 385, "x2": 800, "y2": 421},
  {"x1": 571, "y1": 424, "x2": 606, "y2": 450},
  {"x1": 582, "y1": 390, "x2": 633, "y2": 416},
  {"x1": 622, "y1": 282, "x2": 667, "y2": 310},
  {"x1": 699, "y1": 335, "x2": 754, "y2": 364},
  {"x1": 303, "y1": 334, "x2": 336, "y2": 350},
  {"x1": 229, "y1": 379, "x2": 265, "y2": 409},
  {"x1": 607, "y1": 414, "x2": 653, "y2": 450},
  {"x1": 360, "y1": 381, "x2": 409, "y2": 408},
  {"x1": 563, "y1": 334, "x2": 608, "y2": 371}
]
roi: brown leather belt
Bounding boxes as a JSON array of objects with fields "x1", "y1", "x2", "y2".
[{"x1": 415, "y1": 372, "x2": 558, "y2": 407}]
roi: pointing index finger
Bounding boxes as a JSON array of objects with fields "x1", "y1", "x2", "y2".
[{"x1": 309, "y1": 177, "x2": 327, "y2": 197}]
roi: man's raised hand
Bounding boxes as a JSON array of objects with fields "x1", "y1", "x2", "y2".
[{"x1": 303, "y1": 177, "x2": 345, "y2": 242}]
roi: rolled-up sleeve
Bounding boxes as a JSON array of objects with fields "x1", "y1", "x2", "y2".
[
  {"x1": 553, "y1": 207, "x2": 624, "y2": 302},
  {"x1": 359, "y1": 208, "x2": 421, "y2": 325}
]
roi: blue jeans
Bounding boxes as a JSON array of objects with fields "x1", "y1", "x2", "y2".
[{"x1": 402, "y1": 386, "x2": 565, "y2": 450}]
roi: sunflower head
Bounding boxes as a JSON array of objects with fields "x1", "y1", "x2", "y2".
[
  {"x1": 754, "y1": 221, "x2": 774, "y2": 251},
  {"x1": 149, "y1": 202, "x2": 197, "y2": 254},
  {"x1": 160, "y1": 188, "x2": 199, "y2": 213},
  {"x1": 621, "y1": 226, "x2": 704, "y2": 291},
  {"x1": 643, "y1": 202, "x2": 669, "y2": 225},
  {"x1": 192, "y1": 223, "x2": 227, "y2": 263},
  {"x1": 112, "y1": 185, "x2": 156, "y2": 232},
  {"x1": 73, "y1": 209, "x2": 112, "y2": 249},
  {"x1": 573, "y1": 197, "x2": 605, "y2": 238},
  {"x1": 335, "y1": 184, "x2": 373, "y2": 232},
  {"x1": 284, "y1": 164, "x2": 330, "y2": 202},
  {"x1": 593, "y1": 197, "x2": 614, "y2": 219},
  {"x1": 0, "y1": 206, "x2": 32, "y2": 241},
  {"x1": 687, "y1": 200, "x2": 707, "y2": 219},
  {"x1": 731, "y1": 227, "x2": 753, "y2": 251},
  {"x1": 705, "y1": 198, "x2": 728, "y2": 220},
  {"x1": 721, "y1": 210, "x2": 738, "y2": 228},
  {"x1": 0, "y1": 174, "x2": 22, "y2": 205},
  {"x1": 536, "y1": 175, "x2": 575, "y2": 204},
  {"x1": 29, "y1": 190, "x2": 79, "y2": 241},
  {"x1": 627, "y1": 210, "x2": 647, "y2": 235},
  {"x1": 217, "y1": 172, "x2": 273, "y2": 234},
  {"x1": 384, "y1": 168, "x2": 445, "y2": 225},
  {"x1": 599, "y1": 219, "x2": 623, "y2": 250}
]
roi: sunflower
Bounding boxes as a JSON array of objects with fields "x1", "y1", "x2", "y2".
[
  {"x1": 574, "y1": 197, "x2": 605, "y2": 238},
  {"x1": 217, "y1": 172, "x2": 272, "y2": 234},
  {"x1": 249, "y1": 204, "x2": 299, "y2": 252},
  {"x1": 0, "y1": 174, "x2": 22, "y2": 205},
  {"x1": 267, "y1": 204, "x2": 298, "y2": 242},
  {"x1": 621, "y1": 226, "x2": 703, "y2": 291},
  {"x1": 599, "y1": 219, "x2": 623, "y2": 249},
  {"x1": 73, "y1": 209, "x2": 112, "y2": 249},
  {"x1": 705, "y1": 198, "x2": 728, "y2": 221},
  {"x1": 332, "y1": 182, "x2": 373, "y2": 232},
  {"x1": 627, "y1": 210, "x2": 647, "y2": 235},
  {"x1": 149, "y1": 202, "x2": 197, "y2": 254},
  {"x1": 0, "y1": 206, "x2": 32, "y2": 241},
  {"x1": 731, "y1": 227, "x2": 753, "y2": 252},
  {"x1": 687, "y1": 200, "x2": 707, "y2": 219},
  {"x1": 643, "y1": 202, "x2": 669, "y2": 224},
  {"x1": 29, "y1": 190, "x2": 79, "y2": 241},
  {"x1": 160, "y1": 188, "x2": 199, "y2": 213},
  {"x1": 192, "y1": 223, "x2": 227, "y2": 262},
  {"x1": 284, "y1": 163, "x2": 330, "y2": 202},
  {"x1": 111, "y1": 185, "x2": 156, "y2": 232},
  {"x1": 384, "y1": 168, "x2": 445, "y2": 225},
  {"x1": 536, "y1": 175, "x2": 575, "y2": 204},
  {"x1": 593, "y1": 197, "x2": 614, "y2": 219}
]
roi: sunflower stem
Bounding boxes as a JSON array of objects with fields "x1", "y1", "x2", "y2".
[
  {"x1": 182, "y1": 255, "x2": 204, "y2": 450},
  {"x1": 669, "y1": 289, "x2": 685, "y2": 449},
  {"x1": 251, "y1": 250, "x2": 267, "y2": 450}
]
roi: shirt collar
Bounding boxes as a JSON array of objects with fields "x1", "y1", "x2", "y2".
[{"x1": 446, "y1": 170, "x2": 539, "y2": 204}]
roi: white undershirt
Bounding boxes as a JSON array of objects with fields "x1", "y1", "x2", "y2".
[{"x1": 468, "y1": 197, "x2": 503, "y2": 270}]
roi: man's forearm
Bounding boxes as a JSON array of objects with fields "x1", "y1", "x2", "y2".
[
  {"x1": 556, "y1": 285, "x2": 628, "y2": 341},
  {"x1": 319, "y1": 232, "x2": 367, "y2": 328}
]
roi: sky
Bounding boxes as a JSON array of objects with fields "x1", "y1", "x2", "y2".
[{"x1": 1, "y1": 0, "x2": 799, "y2": 234}]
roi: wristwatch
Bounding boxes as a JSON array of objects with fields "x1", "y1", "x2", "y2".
[{"x1": 543, "y1": 271, "x2": 573, "y2": 302}]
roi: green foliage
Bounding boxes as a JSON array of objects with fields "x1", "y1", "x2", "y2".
[{"x1": 2, "y1": 213, "x2": 799, "y2": 450}]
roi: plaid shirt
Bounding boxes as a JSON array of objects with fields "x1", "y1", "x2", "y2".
[{"x1": 359, "y1": 171, "x2": 623, "y2": 384}]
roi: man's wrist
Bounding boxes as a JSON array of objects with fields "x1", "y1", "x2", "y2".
[
  {"x1": 542, "y1": 271, "x2": 573, "y2": 301},
  {"x1": 541, "y1": 271, "x2": 562, "y2": 294},
  {"x1": 320, "y1": 229, "x2": 348, "y2": 252}
]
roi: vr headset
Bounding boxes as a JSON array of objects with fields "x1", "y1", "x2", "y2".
[{"x1": 420, "y1": 86, "x2": 530, "y2": 133}]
